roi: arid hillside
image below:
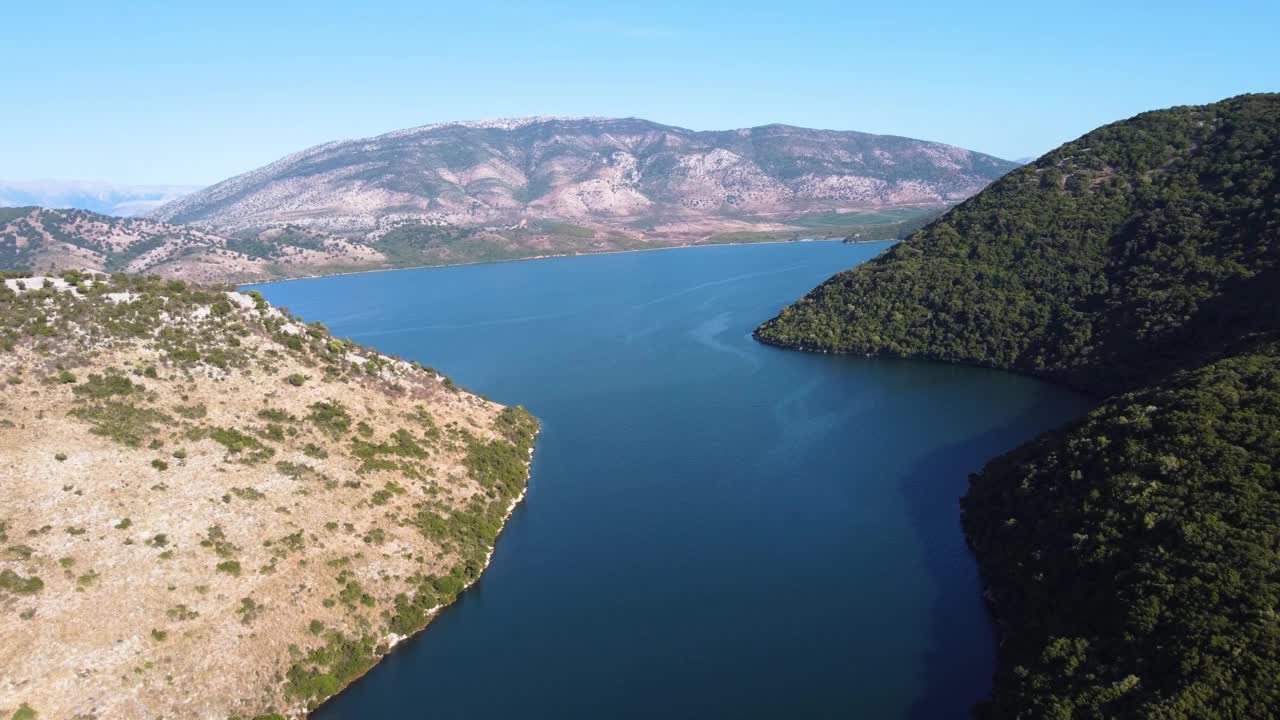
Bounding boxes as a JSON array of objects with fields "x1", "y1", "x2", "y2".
[
  {"x1": 0, "y1": 271, "x2": 538, "y2": 719},
  {"x1": 0, "y1": 207, "x2": 383, "y2": 284},
  {"x1": 151, "y1": 116, "x2": 1015, "y2": 256}
]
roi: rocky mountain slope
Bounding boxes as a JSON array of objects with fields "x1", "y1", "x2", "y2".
[
  {"x1": 0, "y1": 207, "x2": 382, "y2": 283},
  {"x1": 0, "y1": 271, "x2": 538, "y2": 719},
  {"x1": 151, "y1": 116, "x2": 1015, "y2": 247},
  {"x1": 755, "y1": 93, "x2": 1280, "y2": 717}
]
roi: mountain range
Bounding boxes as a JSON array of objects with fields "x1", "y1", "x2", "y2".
[
  {"x1": 0, "y1": 118, "x2": 1015, "y2": 279},
  {"x1": 151, "y1": 116, "x2": 1015, "y2": 246}
]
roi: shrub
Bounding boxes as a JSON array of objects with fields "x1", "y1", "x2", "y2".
[
  {"x1": 210, "y1": 427, "x2": 274, "y2": 464},
  {"x1": 72, "y1": 372, "x2": 136, "y2": 399},
  {"x1": 70, "y1": 401, "x2": 169, "y2": 447},
  {"x1": 307, "y1": 400, "x2": 351, "y2": 437},
  {"x1": 0, "y1": 569, "x2": 43, "y2": 595},
  {"x1": 166, "y1": 604, "x2": 199, "y2": 621},
  {"x1": 493, "y1": 406, "x2": 539, "y2": 450},
  {"x1": 237, "y1": 596, "x2": 264, "y2": 624},
  {"x1": 257, "y1": 408, "x2": 295, "y2": 423},
  {"x1": 286, "y1": 373, "x2": 307, "y2": 387},
  {"x1": 283, "y1": 631, "x2": 379, "y2": 705},
  {"x1": 173, "y1": 403, "x2": 208, "y2": 419},
  {"x1": 216, "y1": 560, "x2": 242, "y2": 576},
  {"x1": 464, "y1": 438, "x2": 529, "y2": 496}
]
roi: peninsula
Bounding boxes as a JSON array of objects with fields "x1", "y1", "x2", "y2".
[{"x1": 0, "y1": 271, "x2": 537, "y2": 719}]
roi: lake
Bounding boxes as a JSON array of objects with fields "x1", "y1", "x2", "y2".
[{"x1": 250, "y1": 241, "x2": 1089, "y2": 719}]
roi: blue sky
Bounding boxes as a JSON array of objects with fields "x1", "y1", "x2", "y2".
[{"x1": 2, "y1": 0, "x2": 1276, "y2": 185}]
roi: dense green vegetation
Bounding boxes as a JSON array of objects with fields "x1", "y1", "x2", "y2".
[
  {"x1": 756, "y1": 94, "x2": 1280, "y2": 718},
  {"x1": 758, "y1": 93, "x2": 1279, "y2": 395},
  {"x1": 965, "y1": 344, "x2": 1280, "y2": 718}
]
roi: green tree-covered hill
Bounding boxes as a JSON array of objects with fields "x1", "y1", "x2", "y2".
[
  {"x1": 756, "y1": 93, "x2": 1280, "y2": 396},
  {"x1": 755, "y1": 94, "x2": 1280, "y2": 718}
]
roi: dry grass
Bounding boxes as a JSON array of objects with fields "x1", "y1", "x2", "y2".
[{"x1": 0, "y1": 273, "x2": 536, "y2": 719}]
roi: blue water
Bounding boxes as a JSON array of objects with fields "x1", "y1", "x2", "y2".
[{"x1": 250, "y1": 242, "x2": 1088, "y2": 719}]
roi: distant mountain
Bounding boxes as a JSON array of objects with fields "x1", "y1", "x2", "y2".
[
  {"x1": 150, "y1": 116, "x2": 1017, "y2": 253},
  {"x1": 0, "y1": 206, "x2": 381, "y2": 283},
  {"x1": 0, "y1": 179, "x2": 200, "y2": 217},
  {"x1": 756, "y1": 94, "x2": 1280, "y2": 717}
]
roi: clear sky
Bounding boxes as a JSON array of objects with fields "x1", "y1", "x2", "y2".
[{"x1": 2, "y1": 0, "x2": 1276, "y2": 185}]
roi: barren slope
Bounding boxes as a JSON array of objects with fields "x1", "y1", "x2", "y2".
[
  {"x1": 152, "y1": 116, "x2": 1015, "y2": 245},
  {"x1": 0, "y1": 271, "x2": 538, "y2": 719}
]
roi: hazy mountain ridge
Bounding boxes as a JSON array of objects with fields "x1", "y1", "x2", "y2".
[
  {"x1": 151, "y1": 116, "x2": 1016, "y2": 241},
  {"x1": 0, "y1": 206, "x2": 384, "y2": 283},
  {"x1": 0, "y1": 179, "x2": 200, "y2": 217}
]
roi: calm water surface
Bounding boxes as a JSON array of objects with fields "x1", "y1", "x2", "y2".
[{"x1": 251, "y1": 242, "x2": 1088, "y2": 719}]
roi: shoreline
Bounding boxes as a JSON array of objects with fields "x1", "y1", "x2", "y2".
[
  {"x1": 243, "y1": 236, "x2": 886, "y2": 288},
  {"x1": 304, "y1": 431, "x2": 539, "y2": 718},
  {"x1": 751, "y1": 328, "x2": 1104, "y2": 401}
]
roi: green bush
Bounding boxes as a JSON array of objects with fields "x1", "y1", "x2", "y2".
[
  {"x1": 173, "y1": 403, "x2": 208, "y2": 419},
  {"x1": 210, "y1": 427, "x2": 274, "y2": 463},
  {"x1": 0, "y1": 569, "x2": 44, "y2": 595},
  {"x1": 70, "y1": 401, "x2": 169, "y2": 447},
  {"x1": 72, "y1": 372, "x2": 137, "y2": 399},
  {"x1": 307, "y1": 400, "x2": 351, "y2": 437}
]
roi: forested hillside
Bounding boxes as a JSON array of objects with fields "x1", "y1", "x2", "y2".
[
  {"x1": 965, "y1": 342, "x2": 1280, "y2": 718},
  {"x1": 755, "y1": 94, "x2": 1280, "y2": 718},
  {"x1": 756, "y1": 93, "x2": 1280, "y2": 395}
]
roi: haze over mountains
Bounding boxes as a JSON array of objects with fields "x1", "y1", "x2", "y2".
[
  {"x1": 0, "y1": 179, "x2": 200, "y2": 217},
  {"x1": 152, "y1": 116, "x2": 1015, "y2": 241},
  {"x1": 0, "y1": 118, "x2": 1015, "y2": 279}
]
